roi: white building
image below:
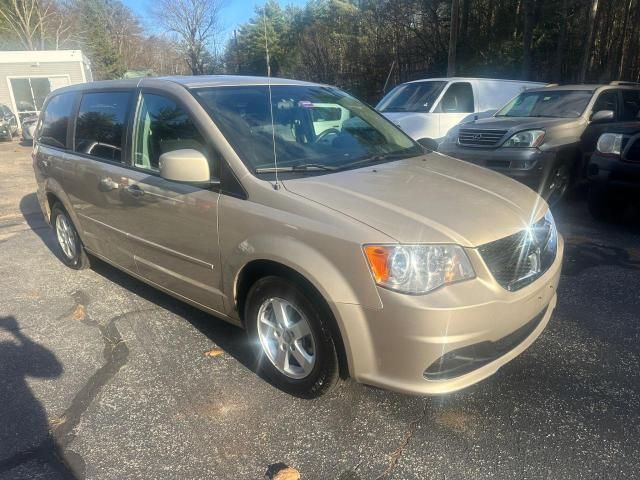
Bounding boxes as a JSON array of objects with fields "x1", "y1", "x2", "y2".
[{"x1": 0, "y1": 50, "x2": 92, "y2": 125}]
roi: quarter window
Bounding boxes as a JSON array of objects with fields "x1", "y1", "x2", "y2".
[
  {"x1": 436, "y1": 82, "x2": 474, "y2": 113},
  {"x1": 132, "y1": 93, "x2": 207, "y2": 173},
  {"x1": 75, "y1": 91, "x2": 131, "y2": 162},
  {"x1": 39, "y1": 93, "x2": 75, "y2": 149}
]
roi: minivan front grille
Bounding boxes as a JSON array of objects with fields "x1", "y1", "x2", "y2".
[
  {"x1": 479, "y1": 215, "x2": 557, "y2": 291},
  {"x1": 458, "y1": 128, "x2": 508, "y2": 147},
  {"x1": 625, "y1": 137, "x2": 640, "y2": 162}
]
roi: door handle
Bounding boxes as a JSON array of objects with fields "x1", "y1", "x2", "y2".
[
  {"x1": 99, "y1": 177, "x2": 119, "y2": 191},
  {"x1": 126, "y1": 184, "x2": 145, "y2": 198}
]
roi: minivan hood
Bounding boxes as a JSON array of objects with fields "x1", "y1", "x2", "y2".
[{"x1": 283, "y1": 154, "x2": 547, "y2": 247}]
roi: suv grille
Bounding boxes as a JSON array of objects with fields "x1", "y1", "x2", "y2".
[
  {"x1": 479, "y1": 215, "x2": 557, "y2": 291},
  {"x1": 458, "y1": 128, "x2": 508, "y2": 147},
  {"x1": 625, "y1": 137, "x2": 640, "y2": 163}
]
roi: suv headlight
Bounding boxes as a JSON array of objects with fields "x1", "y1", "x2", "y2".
[
  {"x1": 363, "y1": 244, "x2": 475, "y2": 294},
  {"x1": 502, "y1": 129, "x2": 545, "y2": 148},
  {"x1": 596, "y1": 133, "x2": 623, "y2": 156}
]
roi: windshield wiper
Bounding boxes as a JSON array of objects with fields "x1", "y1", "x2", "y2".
[
  {"x1": 337, "y1": 150, "x2": 420, "y2": 171},
  {"x1": 255, "y1": 163, "x2": 338, "y2": 174}
]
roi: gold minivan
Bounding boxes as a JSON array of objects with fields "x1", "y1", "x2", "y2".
[{"x1": 33, "y1": 76, "x2": 563, "y2": 398}]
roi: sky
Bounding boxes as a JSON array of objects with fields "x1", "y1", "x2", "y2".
[{"x1": 123, "y1": 0, "x2": 308, "y2": 42}]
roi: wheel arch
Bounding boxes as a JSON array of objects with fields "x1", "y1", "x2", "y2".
[{"x1": 234, "y1": 258, "x2": 352, "y2": 378}]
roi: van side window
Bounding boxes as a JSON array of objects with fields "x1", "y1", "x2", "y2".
[
  {"x1": 436, "y1": 83, "x2": 474, "y2": 113},
  {"x1": 592, "y1": 90, "x2": 619, "y2": 119},
  {"x1": 621, "y1": 90, "x2": 640, "y2": 121},
  {"x1": 39, "y1": 93, "x2": 75, "y2": 149},
  {"x1": 132, "y1": 93, "x2": 208, "y2": 173},
  {"x1": 75, "y1": 91, "x2": 131, "y2": 162}
]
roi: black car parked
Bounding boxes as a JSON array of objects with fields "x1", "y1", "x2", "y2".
[
  {"x1": 587, "y1": 123, "x2": 640, "y2": 220},
  {"x1": 0, "y1": 104, "x2": 19, "y2": 141}
]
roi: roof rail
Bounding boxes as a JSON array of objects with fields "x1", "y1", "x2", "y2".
[{"x1": 609, "y1": 81, "x2": 640, "y2": 86}]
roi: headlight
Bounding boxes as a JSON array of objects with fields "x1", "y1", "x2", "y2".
[
  {"x1": 502, "y1": 130, "x2": 545, "y2": 148},
  {"x1": 596, "y1": 133, "x2": 623, "y2": 156},
  {"x1": 363, "y1": 244, "x2": 475, "y2": 294}
]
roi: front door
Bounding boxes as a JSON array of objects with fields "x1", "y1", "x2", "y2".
[{"x1": 121, "y1": 91, "x2": 224, "y2": 312}]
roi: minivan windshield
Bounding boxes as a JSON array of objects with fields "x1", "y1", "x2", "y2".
[
  {"x1": 194, "y1": 85, "x2": 422, "y2": 175},
  {"x1": 376, "y1": 81, "x2": 447, "y2": 113},
  {"x1": 495, "y1": 90, "x2": 593, "y2": 118}
]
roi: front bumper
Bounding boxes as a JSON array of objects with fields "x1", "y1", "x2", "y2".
[
  {"x1": 334, "y1": 235, "x2": 563, "y2": 396},
  {"x1": 439, "y1": 143, "x2": 559, "y2": 192},
  {"x1": 588, "y1": 153, "x2": 640, "y2": 190}
]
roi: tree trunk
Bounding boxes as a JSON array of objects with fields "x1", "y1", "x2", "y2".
[
  {"x1": 447, "y1": 0, "x2": 460, "y2": 76},
  {"x1": 521, "y1": 0, "x2": 535, "y2": 79},
  {"x1": 552, "y1": 0, "x2": 568, "y2": 82},
  {"x1": 580, "y1": 0, "x2": 599, "y2": 82}
]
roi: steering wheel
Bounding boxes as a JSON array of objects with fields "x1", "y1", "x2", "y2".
[{"x1": 314, "y1": 128, "x2": 341, "y2": 144}]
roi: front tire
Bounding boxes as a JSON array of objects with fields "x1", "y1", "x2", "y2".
[
  {"x1": 51, "y1": 203, "x2": 91, "y2": 270},
  {"x1": 245, "y1": 276, "x2": 340, "y2": 398}
]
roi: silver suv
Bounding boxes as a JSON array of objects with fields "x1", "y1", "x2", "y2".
[{"x1": 33, "y1": 76, "x2": 563, "y2": 397}]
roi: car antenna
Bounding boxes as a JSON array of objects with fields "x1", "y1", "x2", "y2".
[{"x1": 263, "y1": 5, "x2": 280, "y2": 190}]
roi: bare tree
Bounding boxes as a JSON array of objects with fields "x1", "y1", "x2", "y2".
[
  {"x1": 447, "y1": 0, "x2": 459, "y2": 76},
  {"x1": 0, "y1": 0, "x2": 58, "y2": 50},
  {"x1": 580, "y1": 0, "x2": 599, "y2": 82},
  {"x1": 153, "y1": 0, "x2": 225, "y2": 75}
]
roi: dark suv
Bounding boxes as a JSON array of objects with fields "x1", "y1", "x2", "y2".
[
  {"x1": 587, "y1": 123, "x2": 640, "y2": 220},
  {"x1": 439, "y1": 82, "x2": 640, "y2": 204}
]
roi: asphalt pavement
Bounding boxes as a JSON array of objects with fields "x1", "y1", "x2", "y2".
[{"x1": 0, "y1": 139, "x2": 639, "y2": 479}]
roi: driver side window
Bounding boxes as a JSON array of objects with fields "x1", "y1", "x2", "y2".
[
  {"x1": 592, "y1": 91, "x2": 619, "y2": 119},
  {"x1": 132, "y1": 93, "x2": 211, "y2": 174},
  {"x1": 435, "y1": 82, "x2": 474, "y2": 113}
]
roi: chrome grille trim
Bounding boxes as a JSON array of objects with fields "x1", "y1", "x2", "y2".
[
  {"x1": 458, "y1": 128, "x2": 509, "y2": 147},
  {"x1": 479, "y1": 216, "x2": 557, "y2": 291}
]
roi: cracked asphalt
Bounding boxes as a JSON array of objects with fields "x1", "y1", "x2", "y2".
[{"x1": 1, "y1": 140, "x2": 639, "y2": 479}]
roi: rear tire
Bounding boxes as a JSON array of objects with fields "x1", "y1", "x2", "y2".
[
  {"x1": 245, "y1": 276, "x2": 340, "y2": 398},
  {"x1": 51, "y1": 203, "x2": 91, "y2": 270}
]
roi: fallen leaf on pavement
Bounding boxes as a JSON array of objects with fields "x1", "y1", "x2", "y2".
[
  {"x1": 72, "y1": 304, "x2": 86, "y2": 321},
  {"x1": 272, "y1": 467, "x2": 300, "y2": 480},
  {"x1": 204, "y1": 347, "x2": 224, "y2": 358}
]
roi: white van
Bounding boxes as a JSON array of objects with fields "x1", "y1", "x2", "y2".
[{"x1": 376, "y1": 77, "x2": 546, "y2": 142}]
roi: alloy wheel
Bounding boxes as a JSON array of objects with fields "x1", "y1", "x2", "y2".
[
  {"x1": 256, "y1": 297, "x2": 316, "y2": 379},
  {"x1": 55, "y1": 213, "x2": 77, "y2": 260}
]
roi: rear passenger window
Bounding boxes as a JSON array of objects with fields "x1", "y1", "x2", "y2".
[
  {"x1": 437, "y1": 82, "x2": 474, "y2": 113},
  {"x1": 75, "y1": 91, "x2": 131, "y2": 162},
  {"x1": 132, "y1": 93, "x2": 207, "y2": 173},
  {"x1": 621, "y1": 90, "x2": 640, "y2": 121},
  {"x1": 39, "y1": 93, "x2": 75, "y2": 149}
]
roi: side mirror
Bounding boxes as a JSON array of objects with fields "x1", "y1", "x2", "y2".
[
  {"x1": 416, "y1": 137, "x2": 439, "y2": 152},
  {"x1": 591, "y1": 110, "x2": 615, "y2": 123},
  {"x1": 159, "y1": 149, "x2": 218, "y2": 186}
]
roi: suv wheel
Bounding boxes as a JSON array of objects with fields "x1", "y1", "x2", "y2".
[
  {"x1": 245, "y1": 276, "x2": 340, "y2": 398},
  {"x1": 51, "y1": 203, "x2": 91, "y2": 270},
  {"x1": 545, "y1": 164, "x2": 571, "y2": 205}
]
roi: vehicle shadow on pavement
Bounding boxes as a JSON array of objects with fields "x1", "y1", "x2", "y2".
[
  {"x1": 0, "y1": 316, "x2": 81, "y2": 479},
  {"x1": 19, "y1": 193, "x2": 66, "y2": 262},
  {"x1": 88, "y1": 257, "x2": 261, "y2": 382}
]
